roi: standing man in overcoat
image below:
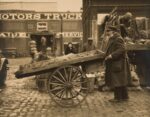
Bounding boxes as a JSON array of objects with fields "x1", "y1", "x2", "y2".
[{"x1": 104, "y1": 26, "x2": 129, "y2": 102}]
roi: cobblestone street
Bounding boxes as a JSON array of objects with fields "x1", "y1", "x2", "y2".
[{"x1": 0, "y1": 58, "x2": 150, "y2": 117}]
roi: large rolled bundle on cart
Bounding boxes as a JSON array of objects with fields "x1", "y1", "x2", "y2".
[{"x1": 15, "y1": 50, "x2": 105, "y2": 78}]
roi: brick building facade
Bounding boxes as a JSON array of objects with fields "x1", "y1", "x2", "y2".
[{"x1": 0, "y1": 10, "x2": 82, "y2": 57}]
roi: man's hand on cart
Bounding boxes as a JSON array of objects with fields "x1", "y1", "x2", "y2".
[{"x1": 105, "y1": 54, "x2": 112, "y2": 61}]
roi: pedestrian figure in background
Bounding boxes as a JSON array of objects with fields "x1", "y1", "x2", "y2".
[
  {"x1": 83, "y1": 37, "x2": 96, "y2": 52},
  {"x1": 0, "y1": 50, "x2": 9, "y2": 89},
  {"x1": 40, "y1": 36, "x2": 47, "y2": 54},
  {"x1": 38, "y1": 36, "x2": 48, "y2": 60},
  {"x1": 65, "y1": 42, "x2": 76, "y2": 55},
  {"x1": 104, "y1": 26, "x2": 130, "y2": 102}
]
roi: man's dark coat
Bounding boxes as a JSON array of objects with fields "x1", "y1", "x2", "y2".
[{"x1": 105, "y1": 33, "x2": 129, "y2": 88}]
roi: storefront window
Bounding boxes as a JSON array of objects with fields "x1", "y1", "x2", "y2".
[
  {"x1": 63, "y1": 21, "x2": 82, "y2": 32},
  {"x1": 48, "y1": 21, "x2": 61, "y2": 32},
  {"x1": 0, "y1": 21, "x2": 26, "y2": 32},
  {"x1": 27, "y1": 23, "x2": 35, "y2": 32}
]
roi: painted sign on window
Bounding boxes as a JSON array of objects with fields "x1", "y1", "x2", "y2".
[{"x1": 37, "y1": 22, "x2": 48, "y2": 31}]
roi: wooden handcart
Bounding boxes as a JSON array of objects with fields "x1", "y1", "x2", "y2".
[{"x1": 15, "y1": 50, "x2": 105, "y2": 107}]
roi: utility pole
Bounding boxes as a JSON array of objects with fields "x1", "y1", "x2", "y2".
[{"x1": 60, "y1": 15, "x2": 64, "y2": 55}]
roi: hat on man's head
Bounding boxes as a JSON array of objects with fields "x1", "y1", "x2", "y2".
[
  {"x1": 106, "y1": 26, "x2": 119, "y2": 32},
  {"x1": 125, "y1": 12, "x2": 133, "y2": 19}
]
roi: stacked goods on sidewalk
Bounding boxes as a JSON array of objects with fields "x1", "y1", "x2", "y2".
[{"x1": 29, "y1": 40, "x2": 39, "y2": 62}]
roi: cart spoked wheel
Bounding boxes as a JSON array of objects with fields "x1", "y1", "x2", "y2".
[{"x1": 47, "y1": 65, "x2": 89, "y2": 107}]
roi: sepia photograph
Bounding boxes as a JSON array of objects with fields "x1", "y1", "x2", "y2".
[{"x1": 0, "y1": 0, "x2": 150, "y2": 117}]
